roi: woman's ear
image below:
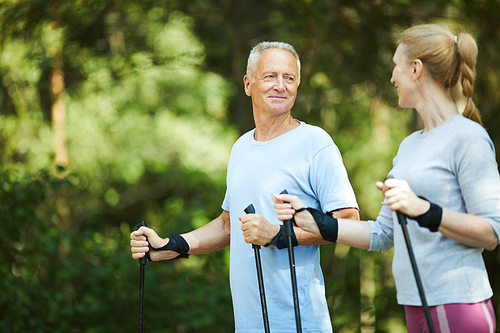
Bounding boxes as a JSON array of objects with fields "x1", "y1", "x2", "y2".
[{"x1": 412, "y1": 59, "x2": 424, "y2": 80}]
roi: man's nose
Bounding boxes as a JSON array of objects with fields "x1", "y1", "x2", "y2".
[{"x1": 274, "y1": 76, "x2": 285, "y2": 91}]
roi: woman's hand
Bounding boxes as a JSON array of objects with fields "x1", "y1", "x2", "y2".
[
  {"x1": 376, "y1": 178, "x2": 430, "y2": 217},
  {"x1": 272, "y1": 193, "x2": 320, "y2": 235}
]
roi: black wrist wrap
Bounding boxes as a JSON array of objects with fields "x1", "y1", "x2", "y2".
[
  {"x1": 150, "y1": 232, "x2": 190, "y2": 260},
  {"x1": 307, "y1": 207, "x2": 338, "y2": 243},
  {"x1": 411, "y1": 198, "x2": 442, "y2": 232},
  {"x1": 264, "y1": 224, "x2": 298, "y2": 249}
]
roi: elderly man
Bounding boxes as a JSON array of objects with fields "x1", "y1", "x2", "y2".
[{"x1": 131, "y1": 41, "x2": 359, "y2": 332}]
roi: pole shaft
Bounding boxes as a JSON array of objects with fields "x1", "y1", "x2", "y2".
[
  {"x1": 253, "y1": 245, "x2": 271, "y2": 333},
  {"x1": 397, "y1": 212, "x2": 435, "y2": 333},
  {"x1": 136, "y1": 221, "x2": 148, "y2": 333},
  {"x1": 138, "y1": 263, "x2": 145, "y2": 333},
  {"x1": 280, "y1": 190, "x2": 302, "y2": 333},
  {"x1": 286, "y1": 222, "x2": 302, "y2": 333},
  {"x1": 245, "y1": 204, "x2": 270, "y2": 333}
]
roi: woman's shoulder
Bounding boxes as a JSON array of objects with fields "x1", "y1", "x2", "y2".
[
  {"x1": 453, "y1": 114, "x2": 486, "y2": 133},
  {"x1": 448, "y1": 116, "x2": 492, "y2": 146},
  {"x1": 439, "y1": 116, "x2": 495, "y2": 159}
]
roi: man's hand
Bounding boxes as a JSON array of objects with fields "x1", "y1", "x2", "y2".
[
  {"x1": 239, "y1": 213, "x2": 280, "y2": 246},
  {"x1": 130, "y1": 226, "x2": 178, "y2": 261}
]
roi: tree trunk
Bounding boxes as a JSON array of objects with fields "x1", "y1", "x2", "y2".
[{"x1": 50, "y1": 57, "x2": 68, "y2": 173}]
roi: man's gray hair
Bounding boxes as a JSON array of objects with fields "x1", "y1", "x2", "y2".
[{"x1": 246, "y1": 41, "x2": 301, "y2": 85}]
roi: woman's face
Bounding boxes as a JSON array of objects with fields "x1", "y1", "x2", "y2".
[{"x1": 390, "y1": 44, "x2": 416, "y2": 109}]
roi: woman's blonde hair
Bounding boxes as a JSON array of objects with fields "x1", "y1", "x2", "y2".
[{"x1": 400, "y1": 23, "x2": 482, "y2": 126}]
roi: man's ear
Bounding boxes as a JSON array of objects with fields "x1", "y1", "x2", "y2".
[
  {"x1": 412, "y1": 59, "x2": 424, "y2": 81},
  {"x1": 243, "y1": 75, "x2": 252, "y2": 97}
]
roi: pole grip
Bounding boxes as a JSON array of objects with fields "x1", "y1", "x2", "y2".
[
  {"x1": 244, "y1": 204, "x2": 260, "y2": 250},
  {"x1": 280, "y1": 190, "x2": 295, "y2": 235},
  {"x1": 395, "y1": 211, "x2": 407, "y2": 226},
  {"x1": 244, "y1": 204, "x2": 256, "y2": 214},
  {"x1": 136, "y1": 221, "x2": 149, "y2": 265}
]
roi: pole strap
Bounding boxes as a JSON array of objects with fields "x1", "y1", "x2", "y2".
[
  {"x1": 265, "y1": 225, "x2": 298, "y2": 249},
  {"x1": 307, "y1": 207, "x2": 338, "y2": 243},
  {"x1": 410, "y1": 197, "x2": 443, "y2": 232},
  {"x1": 149, "y1": 232, "x2": 190, "y2": 260}
]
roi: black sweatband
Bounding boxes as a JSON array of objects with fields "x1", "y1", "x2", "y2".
[
  {"x1": 411, "y1": 197, "x2": 443, "y2": 232},
  {"x1": 264, "y1": 224, "x2": 298, "y2": 249},
  {"x1": 307, "y1": 207, "x2": 338, "y2": 243},
  {"x1": 150, "y1": 232, "x2": 190, "y2": 260}
]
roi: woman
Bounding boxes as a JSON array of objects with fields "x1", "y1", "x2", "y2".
[{"x1": 272, "y1": 24, "x2": 500, "y2": 332}]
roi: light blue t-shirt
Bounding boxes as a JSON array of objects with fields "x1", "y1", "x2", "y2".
[
  {"x1": 369, "y1": 115, "x2": 500, "y2": 306},
  {"x1": 222, "y1": 121, "x2": 358, "y2": 332}
]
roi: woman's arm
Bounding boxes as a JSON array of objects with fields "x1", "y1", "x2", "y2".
[
  {"x1": 437, "y1": 210, "x2": 497, "y2": 250},
  {"x1": 377, "y1": 178, "x2": 498, "y2": 250}
]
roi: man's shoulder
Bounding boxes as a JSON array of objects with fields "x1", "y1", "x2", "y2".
[
  {"x1": 297, "y1": 121, "x2": 332, "y2": 139},
  {"x1": 232, "y1": 128, "x2": 255, "y2": 146}
]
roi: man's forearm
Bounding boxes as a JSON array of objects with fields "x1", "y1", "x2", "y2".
[
  {"x1": 181, "y1": 210, "x2": 231, "y2": 255},
  {"x1": 152, "y1": 210, "x2": 231, "y2": 260},
  {"x1": 295, "y1": 228, "x2": 331, "y2": 245}
]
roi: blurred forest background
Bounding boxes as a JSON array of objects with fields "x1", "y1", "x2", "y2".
[{"x1": 1, "y1": 0, "x2": 500, "y2": 332}]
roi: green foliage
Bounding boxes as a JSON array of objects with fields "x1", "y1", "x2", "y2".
[
  {"x1": 0, "y1": 167, "x2": 233, "y2": 332},
  {"x1": 0, "y1": 4, "x2": 236, "y2": 332}
]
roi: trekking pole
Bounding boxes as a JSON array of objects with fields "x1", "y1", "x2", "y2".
[
  {"x1": 136, "y1": 221, "x2": 150, "y2": 333},
  {"x1": 281, "y1": 190, "x2": 302, "y2": 333},
  {"x1": 244, "y1": 204, "x2": 271, "y2": 333},
  {"x1": 394, "y1": 211, "x2": 435, "y2": 333}
]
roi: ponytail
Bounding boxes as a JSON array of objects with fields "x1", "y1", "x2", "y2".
[{"x1": 456, "y1": 33, "x2": 483, "y2": 126}]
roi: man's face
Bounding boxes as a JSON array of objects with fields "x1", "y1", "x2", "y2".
[{"x1": 244, "y1": 48, "x2": 299, "y2": 116}]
